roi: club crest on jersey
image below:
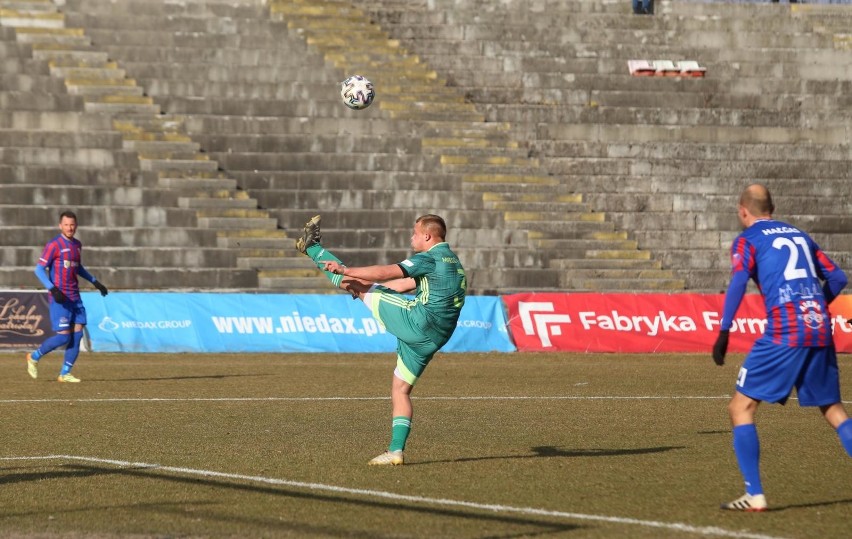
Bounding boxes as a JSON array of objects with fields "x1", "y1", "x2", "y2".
[
  {"x1": 63, "y1": 260, "x2": 79, "y2": 268},
  {"x1": 798, "y1": 300, "x2": 825, "y2": 330}
]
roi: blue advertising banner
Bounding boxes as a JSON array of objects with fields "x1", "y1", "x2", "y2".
[
  {"x1": 443, "y1": 295, "x2": 514, "y2": 353},
  {"x1": 82, "y1": 293, "x2": 515, "y2": 354}
]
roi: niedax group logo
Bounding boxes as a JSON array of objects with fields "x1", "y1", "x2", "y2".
[
  {"x1": 518, "y1": 301, "x2": 572, "y2": 347},
  {"x1": 98, "y1": 316, "x2": 191, "y2": 332},
  {"x1": 98, "y1": 317, "x2": 120, "y2": 332}
]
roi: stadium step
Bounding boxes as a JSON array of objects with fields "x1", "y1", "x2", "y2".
[
  {"x1": 0, "y1": 183, "x2": 182, "y2": 207},
  {"x1": 177, "y1": 190, "x2": 258, "y2": 210},
  {"x1": 216, "y1": 229, "x2": 290, "y2": 249},
  {"x1": 549, "y1": 258, "x2": 663, "y2": 271},
  {"x1": 563, "y1": 276, "x2": 688, "y2": 292},
  {"x1": 1, "y1": 226, "x2": 222, "y2": 248},
  {"x1": 254, "y1": 189, "x2": 485, "y2": 211},
  {"x1": 157, "y1": 175, "x2": 238, "y2": 192},
  {"x1": 256, "y1": 272, "x2": 338, "y2": 292},
  {"x1": 0, "y1": 245, "x2": 243, "y2": 268},
  {"x1": 0, "y1": 265, "x2": 255, "y2": 289},
  {"x1": 466, "y1": 268, "x2": 561, "y2": 294}
]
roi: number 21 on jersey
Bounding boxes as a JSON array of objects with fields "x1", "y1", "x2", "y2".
[{"x1": 773, "y1": 236, "x2": 816, "y2": 281}]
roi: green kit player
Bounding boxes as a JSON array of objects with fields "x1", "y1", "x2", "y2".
[{"x1": 296, "y1": 214, "x2": 466, "y2": 465}]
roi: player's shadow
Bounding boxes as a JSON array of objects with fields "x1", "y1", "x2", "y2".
[
  {"x1": 768, "y1": 498, "x2": 852, "y2": 512},
  {"x1": 100, "y1": 373, "x2": 268, "y2": 382},
  {"x1": 2, "y1": 463, "x2": 585, "y2": 537},
  {"x1": 0, "y1": 465, "x2": 126, "y2": 486},
  {"x1": 412, "y1": 445, "x2": 686, "y2": 466}
]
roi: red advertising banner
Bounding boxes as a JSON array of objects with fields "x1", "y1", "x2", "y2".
[{"x1": 504, "y1": 293, "x2": 852, "y2": 354}]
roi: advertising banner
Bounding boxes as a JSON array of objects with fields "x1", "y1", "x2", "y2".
[
  {"x1": 0, "y1": 291, "x2": 51, "y2": 350},
  {"x1": 82, "y1": 293, "x2": 514, "y2": 354},
  {"x1": 833, "y1": 295, "x2": 852, "y2": 352},
  {"x1": 444, "y1": 294, "x2": 514, "y2": 353},
  {"x1": 504, "y1": 293, "x2": 852, "y2": 353}
]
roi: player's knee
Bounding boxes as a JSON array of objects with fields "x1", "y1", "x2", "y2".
[
  {"x1": 392, "y1": 375, "x2": 413, "y2": 394},
  {"x1": 726, "y1": 400, "x2": 739, "y2": 421},
  {"x1": 728, "y1": 398, "x2": 743, "y2": 419},
  {"x1": 728, "y1": 400, "x2": 756, "y2": 425}
]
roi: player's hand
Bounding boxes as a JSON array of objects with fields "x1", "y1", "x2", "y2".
[
  {"x1": 323, "y1": 261, "x2": 345, "y2": 275},
  {"x1": 49, "y1": 287, "x2": 69, "y2": 304},
  {"x1": 712, "y1": 330, "x2": 730, "y2": 366},
  {"x1": 93, "y1": 281, "x2": 109, "y2": 297},
  {"x1": 343, "y1": 283, "x2": 359, "y2": 299}
]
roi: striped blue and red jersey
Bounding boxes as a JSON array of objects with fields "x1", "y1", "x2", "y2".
[
  {"x1": 721, "y1": 219, "x2": 847, "y2": 347},
  {"x1": 38, "y1": 234, "x2": 84, "y2": 301}
]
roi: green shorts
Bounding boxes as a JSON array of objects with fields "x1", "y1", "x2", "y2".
[{"x1": 363, "y1": 285, "x2": 441, "y2": 386}]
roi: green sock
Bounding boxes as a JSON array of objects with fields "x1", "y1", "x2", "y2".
[
  {"x1": 306, "y1": 243, "x2": 345, "y2": 287},
  {"x1": 389, "y1": 416, "x2": 412, "y2": 452}
]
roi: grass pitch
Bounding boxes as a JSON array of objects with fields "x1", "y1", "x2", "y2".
[{"x1": 0, "y1": 352, "x2": 850, "y2": 538}]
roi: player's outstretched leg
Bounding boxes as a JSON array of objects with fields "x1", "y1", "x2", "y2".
[
  {"x1": 295, "y1": 215, "x2": 349, "y2": 289},
  {"x1": 295, "y1": 215, "x2": 322, "y2": 255}
]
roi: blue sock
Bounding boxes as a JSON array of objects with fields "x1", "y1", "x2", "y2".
[
  {"x1": 838, "y1": 419, "x2": 852, "y2": 458},
  {"x1": 33, "y1": 333, "x2": 71, "y2": 360},
  {"x1": 733, "y1": 424, "x2": 763, "y2": 495},
  {"x1": 60, "y1": 331, "x2": 83, "y2": 376}
]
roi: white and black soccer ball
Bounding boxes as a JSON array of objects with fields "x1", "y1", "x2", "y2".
[{"x1": 340, "y1": 75, "x2": 375, "y2": 110}]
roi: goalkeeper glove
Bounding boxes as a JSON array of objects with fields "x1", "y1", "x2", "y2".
[
  {"x1": 49, "y1": 287, "x2": 69, "y2": 304},
  {"x1": 712, "y1": 330, "x2": 730, "y2": 366},
  {"x1": 93, "y1": 281, "x2": 109, "y2": 297}
]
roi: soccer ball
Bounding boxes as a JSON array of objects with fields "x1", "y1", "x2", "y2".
[{"x1": 340, "y1": 75, "x2": 375, "y2": 110}]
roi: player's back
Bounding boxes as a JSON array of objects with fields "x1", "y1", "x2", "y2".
[{"x1": 740, "y1": 219, "x2": 832, "y2": 346}]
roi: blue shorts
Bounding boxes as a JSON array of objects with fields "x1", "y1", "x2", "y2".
[
  {"x1": 50, "y1": 299, "x2": 87, "y2": 332},
  {"x1": 736, "y1": 338, "x2": 841, "y2": 406}
]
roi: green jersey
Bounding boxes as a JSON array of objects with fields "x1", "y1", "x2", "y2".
[{"x1": 398, "y1": 242, "x2": 466, "y2": 343}]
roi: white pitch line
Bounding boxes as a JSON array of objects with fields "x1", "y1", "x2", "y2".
[
  {"x1": 0, "y1": 395, "x2": 737, "y2": 404},
  {"x1": 0, "y1": 454, "x2": 786, "y2": 539},
  {"x1": 1, "y1": 395, "x2": 845, "y2": 405}
]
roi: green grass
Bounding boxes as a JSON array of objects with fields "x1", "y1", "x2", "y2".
[{"x1": 1, "y1": 352, "x2": 850, "y2": 538}]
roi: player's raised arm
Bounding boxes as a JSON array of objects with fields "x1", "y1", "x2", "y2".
[{"x1": 323, "y1": 262, "x2": 404, "y2": 283}]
